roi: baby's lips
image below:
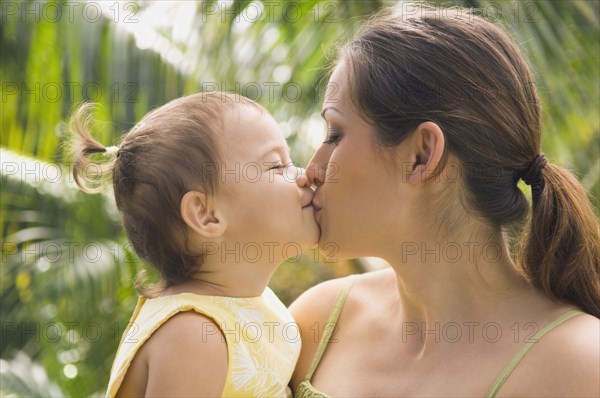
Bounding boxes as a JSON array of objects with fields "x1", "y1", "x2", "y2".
[{"x1": 300, "y1": 187, "x2": 315, "y2": 208}]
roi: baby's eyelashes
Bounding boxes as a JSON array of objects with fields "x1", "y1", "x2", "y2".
[{"x1": 264, "y1": 161, "x2": 308, "y2": 185}]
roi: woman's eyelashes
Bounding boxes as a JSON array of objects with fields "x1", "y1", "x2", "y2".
[{"x1": 323, "y1": 128, "x2": 343, "y2": 145}]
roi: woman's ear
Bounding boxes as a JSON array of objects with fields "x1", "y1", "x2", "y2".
[
  {"x1": 180, "y1": 191, "x2": 227, "y2": 238},
  {"x1": 407, "y1": 121, "x2": 445, "y2": 186}
]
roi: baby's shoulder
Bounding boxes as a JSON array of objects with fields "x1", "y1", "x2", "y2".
[
  {"x1": 117, "y1": 310, "x2": 227, "y2": 396},
  {"x1": 146, "y1": 310, "x2": 225, "y2": 345},
  {"x1": 142, "y1": 311, "x2": 228, "y2": 395}
]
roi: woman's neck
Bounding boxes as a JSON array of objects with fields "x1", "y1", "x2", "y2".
[{"x1": 384, "y1": 229, "x2": 533, "y2": 328}]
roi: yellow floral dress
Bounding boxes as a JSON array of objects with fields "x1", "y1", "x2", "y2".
[{"x1": 106, "y1": 288, "x2": 301, "y2": 397}]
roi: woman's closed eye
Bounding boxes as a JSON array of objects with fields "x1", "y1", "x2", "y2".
[{"x1": 323, "y1": 129, "x2": 343, "y2": 145}]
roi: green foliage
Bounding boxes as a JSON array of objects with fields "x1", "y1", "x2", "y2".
[{"x1": 1, "y1": 0, "x2": 598, "y2": 395}]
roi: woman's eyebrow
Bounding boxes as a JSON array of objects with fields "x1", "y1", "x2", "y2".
[{"x1": 320, "y1": 107, "x2": 342, "y2": 119}]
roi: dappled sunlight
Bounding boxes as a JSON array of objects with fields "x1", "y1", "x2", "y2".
[{"x1": 1, "y1": 0, "x2": 598, "y2": 395}]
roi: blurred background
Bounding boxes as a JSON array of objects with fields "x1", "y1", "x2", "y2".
[{"x1": 1, "y1": 0, "x2": 598, "y2": 396}]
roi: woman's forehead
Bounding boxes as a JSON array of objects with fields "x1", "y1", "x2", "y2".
[{"x1": 325, "y1": 63, "x2": 349, "y2": 103}]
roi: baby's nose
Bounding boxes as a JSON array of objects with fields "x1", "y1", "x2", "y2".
[
  {"x1": 294, "y1": 168, "x2": 314, "y2": 207},
  {"x1": 294, "y1": 167, "x2": 311, "y2": 188}
]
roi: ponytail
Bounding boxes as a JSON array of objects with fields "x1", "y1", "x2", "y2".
[
  {"x1": 519, "y1": 162, "x2": 600, "y2": 317},
  {"x1": 68, "y1": 103, "x2": 118, "y2": 194}
]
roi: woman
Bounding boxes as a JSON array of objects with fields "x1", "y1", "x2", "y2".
[{"x1": 291, "y1": 8, "x2": 599, "y2": 397}]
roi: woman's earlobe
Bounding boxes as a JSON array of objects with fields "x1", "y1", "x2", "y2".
[{"x1": 180, "y1": 191, "x2": 227, "y2": 238}]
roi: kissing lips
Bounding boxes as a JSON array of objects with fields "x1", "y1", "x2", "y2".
[
  {"x1": 311, "y1": 200, "x2": 322, "y2": 212},
  {"x1": 311, "y1": 200, "x2": 322, "y2": 220}
]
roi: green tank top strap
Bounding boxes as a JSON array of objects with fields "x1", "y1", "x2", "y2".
[
  {"x1": 304, "y1": 276, "x2": 356, "y2": 382},
  {"x1": 486, "y1": 308, "x2": 586, "y2": 398}
]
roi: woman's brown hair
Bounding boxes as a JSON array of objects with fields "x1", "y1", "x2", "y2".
[
  {"x1": 340, "y1": 8, "x2": 600, "y2": 316},
  {"x1": 69, "y1": 92, "x2": 256, "y2": 296}
]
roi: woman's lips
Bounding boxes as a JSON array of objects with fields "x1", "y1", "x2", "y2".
[{"x1": 311, "y1": 200, "x2": 322, "y2": 212}]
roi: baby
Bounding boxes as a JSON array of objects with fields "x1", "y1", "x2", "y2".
[{"x1": 69, "y1": 92, "x2": 319, "y2": 397}]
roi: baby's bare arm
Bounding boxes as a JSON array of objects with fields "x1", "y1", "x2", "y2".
[{"x1": 144, "y1": 311, "x2": 228, "y2": 397}]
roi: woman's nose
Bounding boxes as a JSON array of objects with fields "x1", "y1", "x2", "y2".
[{"x1": 306, "y1": 146, "x2": 330, "y2": 187}]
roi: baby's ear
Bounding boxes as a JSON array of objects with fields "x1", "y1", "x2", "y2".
[{"x1": 180, "y1": 191, "x2": 227, "y2": 238}]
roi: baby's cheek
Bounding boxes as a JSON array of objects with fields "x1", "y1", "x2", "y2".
[{"x1": 260, "y1": 190, "x2": 290, "y2": 211}]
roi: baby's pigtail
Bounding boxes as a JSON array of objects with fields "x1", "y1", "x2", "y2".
[{"x1": 68, "y1": 103, "x2": 118, "y2": 193}]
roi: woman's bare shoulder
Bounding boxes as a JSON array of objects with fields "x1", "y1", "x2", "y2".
[
  {"x1": 289, "y1": 269, "x2": 396, "y2": 389},
  {"x1": 356, "y1": 267, "x2": 397, "y2": 287},
  {"x1": 289, "y1": 268, "x2": 395, "y2": 323},
  {"x1": 290, "y1": 269, "x2": 395, "y2": 389},
  {"x1": 502, "y1": 311, "x2": 599, "y2": 396}
]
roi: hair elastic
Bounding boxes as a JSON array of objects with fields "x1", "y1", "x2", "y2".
[
  {"x1": 521, "y1": 153, "x2": 547, "y2": 200},
  {"x1": 521, "y1": 154, "x2": 547, "y2": 186},
  {"x1": 105, "y1": 146, "x2": 120, "y2": 157}
]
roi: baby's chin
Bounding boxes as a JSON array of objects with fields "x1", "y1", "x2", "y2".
[
  {"x1": 311, "y1": 238, "x2": 321, "y2": 251},
  {"x1": 298, "y1": 224, "x2": 321, "y2": 250},
  {"x1": 297, "y1": 238, "x2": 319, "y2": 252}
]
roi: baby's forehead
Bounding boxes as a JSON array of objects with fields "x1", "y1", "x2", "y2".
[
  {"x1": 218, "y1": 103, "x2": 287, "y2": 157},
  {"x1": 223, "y1": 101, "x2": 265, "y2": 122}
]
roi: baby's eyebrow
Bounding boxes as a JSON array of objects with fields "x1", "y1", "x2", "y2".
[{"x1": 259, "y1": 145, "x2": 291, "y2": 161}]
